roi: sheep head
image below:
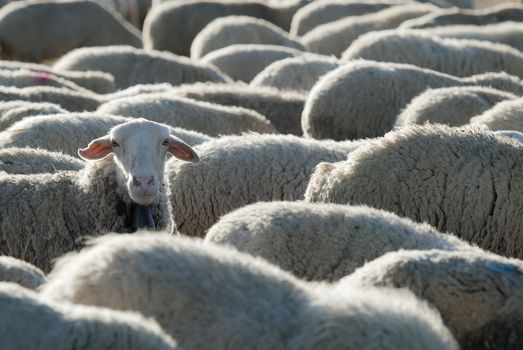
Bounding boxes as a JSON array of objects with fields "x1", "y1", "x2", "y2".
[{"x1": 78, "y1": 118, "x2": 199, "y2": 206}]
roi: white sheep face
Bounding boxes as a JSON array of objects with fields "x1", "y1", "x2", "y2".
[{"x1": 78, "y1": 119, "x2": 199, "y2": 205}]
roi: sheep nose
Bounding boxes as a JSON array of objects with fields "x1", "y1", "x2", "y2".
[{"x1": 132, "y1": 176, "x2": 155, "y2": 188}]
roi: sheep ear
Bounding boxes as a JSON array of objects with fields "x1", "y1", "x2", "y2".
[
  {"x1": 168, "y1": 135, "x2": 199, "y2": 163},
  {"x1": 78, "y1": 135, "x2": 113, "y2": 160}
]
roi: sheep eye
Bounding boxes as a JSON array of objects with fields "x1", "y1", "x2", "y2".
[
  {"x1": 162, "y1": 139, "x2": 170, "y2": 147},
  {"x1": 111, "y1": 140, "x2": 120, "y2": 147}
]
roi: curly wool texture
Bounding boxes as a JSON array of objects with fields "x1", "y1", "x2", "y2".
[
  {"x1": 171, "y1": 82, "x2": 306, "y2": 135},
  {"x1": 0, "y1": 153, "x2": 175, "y2": 272},
  {"x1": 470, "y1": 98, "x2": 523, "y2": 133},
  {"x1": 344, "y1": 32, "x2": 523, "y2": 78},
  {"x1": 0, "y1": 283, "x2": 178, "y2": 350},
  {"x1": 0, "y1": 257, "x2": 45, "y2": 290},
  {"x1": 206, "y1": 202, "x2": 477, "y2": 281},
  {"x1": 395, "y1": 86, "x2": 516, "y2": 127},
  {"x1": 167, "y1": 133, "x2": 365, "y2": 237},
  {"x1": 0, "y1": 60, "x2": 116, "y2": 94},
  {"x1": 0, "y1": 147, "x2": 83, "y2": 174},
  {"x1": 305, "y1": 124, "x2": 523, "y2": 258},
  {"x1": 250, "y1": 54, "x2": 341, "y2": 94},
  {"x1": 98, "y1": 93, "x2": 276, "y2": 136},
  {"x1": 201, "y1": 44, "x2": 303, "y2": 83},
  {"x1": 0, "y1": 113, "x2": 212, "y2": 156},
  {"x1": 290, "y1": 0, "x2": 399, "y2": 36},
  {"x1": 191, "y1": 16, "x2": 304, "y2": 59},
  {"x1": 143, "y1": 0, "x2": 308, "y2": 56},
  {"x1": 54, "y1": 46, "x2": 230, "y2": 90},
  {"x1": 0, "y1": 0, "x2": 142, "y2": 62},
  {"x1": 40, "y1": 233, "x2": 458, "y2": 350},
  {"x1": 0, "y1": 86, "x2": 100, "y2": 111},
  {"x1": 302, "y1": 60, "x2": 523, "y2": 140},
  {"x1": 344, "y1": 249, "x2": 523, "y2": 350},
  {"x1": 0, "y1": 100, "x2": 67, "y2": 131},
  {"x1": 399, "y1": 3, "x2": 523, "y2": 29},
  {"x1": 301, "y1": 3, "x2": 436, "y2": 56}
]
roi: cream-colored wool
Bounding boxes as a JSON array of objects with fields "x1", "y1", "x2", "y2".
[
  {"x1": 0, "y1": 257, "x2": 45, "y2": 290},
  {"x1": 0, "y1": 100, "x2": 67, "y2": 131},
  {"x1": 302, "y1": 60, "x2": 523, "y2": 140},
  {"x1": 143, "y1": 0, "x2": 309, "y2": 56},
  {"x1": 344, "y1": 31, "x2": 523, "y2": 78},
  {"x1": 0, "y1": 0, "x2": 141, "y2": 62},
  {"x1": 400, "y1": 3, "x2": 523, "y2": 29},
  {"x1": 206, "y1": 202, "x2": 477, "y2": 281},
  {"x1": 54, "y1": 46, "x2": 230, "y2": 90},
  {"x1": 170, "y1": 82, "x2": 306, "y2": 135},
  {"x1": 290, "y1": 0, "x2": 401, "y2": 36},
  {"x1": 191, "y1": 16, "x2": 304, "y2": 59},
  {"x1": 470, "y1": 98, "x2": 523, "y2": 133},
  {"x1": 302, "y1": 3, "x2": 436, "y2": 56},
  {"x1": 98, "y1": 93, "x2": 276, "y2": 136},
  {"x1": 250, "y1": 55, "x2": 341, "y2": 94},
  {"x1": 0, "y1": 119, "x2": 200, "y2": 271},
  {"x1": 0, "y1": 113, "x2": 212, "y2": 156},
  {"x1": 167, "y1": 133, "x2": 366, "y2": 237},
  {"x1": 0, "y1": 282, "x2": 178, "y2": 349},
  {"x1": 201, "y1": 44, "x2": 303, "y2": 82},
  {"x1": 0, "y1": 86, "x2": 100, "y2": 111},
  {"x1": 344, "y1": 249, "x2": 523, "y2": 350},
  {"x1": 306, "y1": 124, "x2": 523, "y2": 258},
  {"x1": 0, "y1": 147, "x2": 83, "y2": 174},
  {"x1": 40, "y1": 233, "x2": 459, "y2": 350},
  {"x1": 395, "y1": 86, "x2": 516, "y2": 127},
  {"x1": 0, "y1": 60, "x2": 115, "y2": 94}
]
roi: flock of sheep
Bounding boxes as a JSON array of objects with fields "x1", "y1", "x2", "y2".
[{"x1": 1, "y1": 0, "x2": 523, "y2": 348}]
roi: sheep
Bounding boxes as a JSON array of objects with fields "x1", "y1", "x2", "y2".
[
  {"x1": 53, "y1": 46, "x2": 230, "y2": 90},
  {"x1": 301, "y1": 3, "x2": 436, "y2": 56},
  {"x1": 205, "y1": 202, "x2": 478, "y2": 282},
  {"x1": 409, "y1": 21, "x2": 523, "y2": 52},
  {"x1": 250, "y1": 55, "x2": 341, "y2": 94},
  {"x1": 399, "y1": 3, "x2": 523, "y2": 29},
  {"x1": 101, "y1": 83, "x2": 175, "y2": 101},
  {"x1": 40, "y1": 233, "x2": 459, "y2": 350},
  {"x1": 469, "y1": 98, "x2": 523, "y2": 133},
  {"x1": 0, "y1": 282, "x2": 178, "y2": 349},
  {"x1": 290, "y1": 0, "x2": 401, "y2": 37},
  {"x1": 302, "y1": 60, "x2": 523, "y2": 140},
  {"x1": 169, "y1": 82, "x2": 306, "y2": 135},
  {"x1": 191, "y1": 16, "x2": 305, "y2": 59},
  {"x1": 98, "y1": 93, "x2": 276, "y2": 136},
  {"x1": 0, "y1": 69, "x2": 92, "y2": 92},
  {"x1": 166, "y1": 133, "x2": 365, "y2": 237},
  {"x1": 305, "y1": 124, "x2": 523, "y2": 258},
  {"x1": 201, "y1": 44, "x2": 303, "y2": 83},
  {"x1": 0, "y1": 60, "x2": 116, "y2": 94},
  {"x1": 495, "y1": 130, "x2": 523, "y2": 143},
  {"x1": 395, "y1": 86, "x2": 516, "y2": 128},
  {"x1": 343, "y1": 249, "x2": 523, "y2": 350},
  {"x1": 0, "y1": 0, "x2": 142, "y2": 62},
  {"x1": 0, "y1": 100, "x2": 67, "y2": 131},
  {"x1": 0, "y1": 86, "x2": 100, "y2": 112},
  {"x1": 0, "y1": 257, "x2": 45, "y2": 290},
  {"x1": 94, "y1": 0, "x2": 151, "y2": 28},
  {"x1": 0, "y1": 119, "x2": 200, "y2": 271},
  {"x1": 143, "y1": 0, "x2": 310, "y2": 56},
  {"x1": 0, "y1": 147, "x2": 84, "y2": 174},
  {"x1": 0, "y1": 113, "x2": 212, "y2": 157},
  {"x1": 344, "y1": 32, "x2": 523, "y2": 79}
]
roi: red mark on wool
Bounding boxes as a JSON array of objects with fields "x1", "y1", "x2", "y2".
[{"x1": 32, "y1": 72, "x2": 55, "y2": 84}]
